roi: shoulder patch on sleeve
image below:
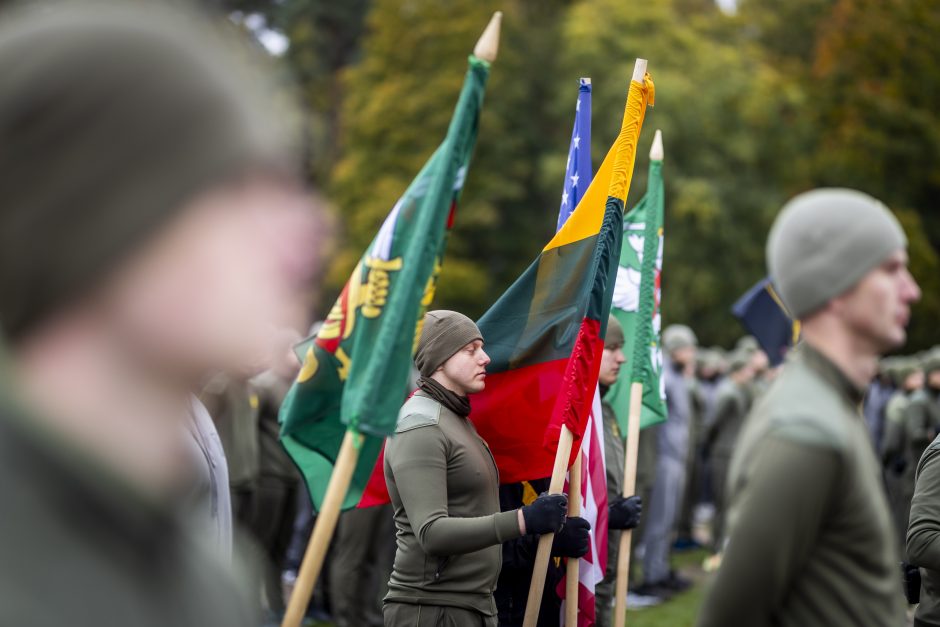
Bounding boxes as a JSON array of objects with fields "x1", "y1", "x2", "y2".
[{"x1": 395, "y1": 395, "x2": 442, "y2": 433}]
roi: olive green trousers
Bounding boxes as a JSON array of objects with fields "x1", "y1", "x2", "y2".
[{"x1": 383, "y1": 602, "x2": 496, "y2": 627}]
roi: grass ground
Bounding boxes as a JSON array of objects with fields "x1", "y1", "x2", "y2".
[
  {"x1": 299, "y1": 547, "x2": 711, "y2": 627},
  {"x1": 623, "y1": 548, "x2": 709, "y2": 627}
]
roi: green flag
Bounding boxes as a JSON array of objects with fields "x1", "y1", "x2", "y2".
[
  {"x1": 606, "y1": 145, "x2": 667, "y2": 433},
  {"x1": 279, "y1": 55, "x2": 491, "y2": 511}
]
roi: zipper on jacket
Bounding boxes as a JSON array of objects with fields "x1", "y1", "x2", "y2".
[{"x1": 434, "y1": 556, "x2": 450, "y2": 581}]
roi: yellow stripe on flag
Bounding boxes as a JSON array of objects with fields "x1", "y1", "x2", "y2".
[{"x1": 544, "y1": 76, "x2": 654, "y2": 253}]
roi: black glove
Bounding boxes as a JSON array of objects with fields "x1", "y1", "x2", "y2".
[
  {"x1": 521, "y1": 493, "x2": 568, "y2": 535},
  {"x1": 891, "y1": 455, "x2": 907, "y2": 475},
  {"x1": 902, "y1": 562, "x2": 921, "y2": 605},
  {"x1": 609, "y1": 495, "x2": 642, "y2": 530},
  {"x1": 551, "y1": 516, "x2": 591, "y2": 558}
]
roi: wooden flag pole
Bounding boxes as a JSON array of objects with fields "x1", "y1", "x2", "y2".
[
  {"x1": 282, "y1": 429, "x2": 363, "y2": 627},
  {"x1": 523, "y1": 424, "x2": 575, "y2": 627},
  {"x1": 281, "y1": 14, "x2": 503, "y2": 627},
  {"x1": 613, "y1": 128, "x2": 662, "y2": 627},
  {"x1": 565, "y1": 451, "x2": 583, "y2": 625},
  {"x1": 613, "y1": 383, "x2": 644, "y2": 627}
]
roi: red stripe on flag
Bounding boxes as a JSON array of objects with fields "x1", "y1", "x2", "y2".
[
  {"x1": 470, "y1": 357, "x2": 569, "y2": 483},
  {"x1": 545, "y1": 317, "x2": 604, "y2": 463},
  {"x1": 357, "y1": 444, "x2": 389, "y2": 507}
]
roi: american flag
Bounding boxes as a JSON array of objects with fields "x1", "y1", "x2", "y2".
[{"x1": 555, "y1": 78, "x2": 609, "y2": 627}]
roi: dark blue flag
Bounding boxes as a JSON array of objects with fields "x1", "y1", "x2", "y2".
[{"x1": 732, "y1": 277, "x2": 797, "y2": 367}]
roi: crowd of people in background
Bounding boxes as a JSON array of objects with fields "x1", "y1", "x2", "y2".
[
  {"x1": 196, "y1": 317, "x2": 940, "y2": 625},
  {"x1": 4, "y1": 3, "x2": 939, "y2": 627}
]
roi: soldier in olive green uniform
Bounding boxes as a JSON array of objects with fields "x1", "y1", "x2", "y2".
[
  {"x1": 201, "y1": 373, "x2": 262, "y2": 525},
  {"x1": 251, "y1": 330, "x2": 306, "y2": 616},
  {"x1": 0, "y1": 4, "x2": 315, "y2": 626},
  {"x1": 907, "y1": 425, "x2": 940, "y2": 625},
  {"x1": 384, "y1": 311, "x2": 569, "y2": 627},
  {"x1": 702, "y1": 350, "x2": 752, "y2": 553},
  {"x1": 882, "y1": 360, "x2": 925, "y2": 548},
  {"x1": 594, "y1": 317, "x2": 644, "y2": 626},
  {"x1": 698, "y1": 189, "x2": 920, "y2": 627}
]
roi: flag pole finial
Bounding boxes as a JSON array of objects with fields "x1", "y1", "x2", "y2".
[
  {"x1": 650, "y1": 129, "x2": 664, "y2": 161},
  {"x1": 632, "y1": 58, "x2": 648, "y2": 83},
  {"x1": 474, "y1": 11, "x2": 502, "y2": 63}
]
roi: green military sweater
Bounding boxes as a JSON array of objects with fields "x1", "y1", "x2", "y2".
[
  {"x1": 0, "y1": 395, "x2": 257, "y2": 627},
  {"x1": 384, "y1": 392, "x2": 522, "y2": 615},
  {"x1": 908, "y1": 433, "x2": 940, "y2": 625},
  {"x1": 697, "y1": 344, "x2": 905, "y2": 627},
  {"x1": 602, "y1": 400, "x2": 624, "y2": 500}
]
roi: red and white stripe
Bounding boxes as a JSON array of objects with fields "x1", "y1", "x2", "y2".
[{"x1": 558, "y1": 387, "x2": 608, "y2": 626}]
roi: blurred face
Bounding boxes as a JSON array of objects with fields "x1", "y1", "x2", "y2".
[
  {"x1": 599, "y1": 344, "x2": 626, "y2": 386},
  {"x1": 905, "y1": 369, "x2": 925, "y2": 392},
  {"x1": 730, "y1": 364, "x2": 754, "y2": 385},
  {"x1": 435, "y1": 339, "x2": 490, "y2": 396},
  {"x1": 672, "y1": 345, "x2": 697, "y2": 370},
  {"x1": 750, "y1": 349, "x2": 769, "y2": 375},
  {"x1": 832, "y1": 249, "x2": 920, "y2": 354},
  {"x1": 99, "y1": 177, "x2": 321, "y2": 381},
  {"x1": 928, "y1": 370, "x2": 940, "y2": 390}
]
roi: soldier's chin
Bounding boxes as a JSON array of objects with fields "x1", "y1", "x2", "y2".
[{"x1": 877, "y1": 326, "x2": 907, "y2": 354}]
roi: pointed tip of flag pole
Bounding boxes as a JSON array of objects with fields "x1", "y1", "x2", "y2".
[
  {"x1": 474, "y1": 11, "x2": 502, "y2": 63},
  {"x1": 650, "y1": 129, "x2": 664, "y2": 161},
  {"x1": 632, "y1": 58, "x2": 648, "y2": 83}
]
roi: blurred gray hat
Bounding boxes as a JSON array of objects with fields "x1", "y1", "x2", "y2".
[
  {"x1": 605, "y1": 316, "x2": 624, "y2": 349},
  {"x1": 0, "y1": 3, "x2": 299, "y2": 340},
  {"x1": 663, "y1": 324, "x2": 698, "y2": 353},
  {"x1": 767, "y1": 188, "x2": 906, "y2": 319}
]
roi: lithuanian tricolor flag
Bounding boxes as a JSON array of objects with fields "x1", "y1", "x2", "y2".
[{"x1": 471, "y1": 74, "x2": 654, "y2": 483}]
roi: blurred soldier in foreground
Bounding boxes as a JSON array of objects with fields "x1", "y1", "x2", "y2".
[
  {"x1": 905, "y1": 354, "x2": 940, "y2": 627},
  {"x1": 698, "y1": 189, "x2": 920, "y2": 627},
  {"x1": 0, "y1": 3, "x2": 319, "y2": 626}
]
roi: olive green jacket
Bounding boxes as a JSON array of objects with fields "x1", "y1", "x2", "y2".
[
  {"x1": 905, "y1": 389, "x2": 940, "y2": 474},
  {"x1": 384, "y1": 392, "x2": 522, "y2": 615},
  {"x1": 881, "y1": 391, "x2": 913, "y2": 467},
  {"x1": 200, "y1": 374, "x2": 260, "y2": 488},
  {"x1": 0, "y1": 396, "x2": 257, "y2": 627},
  {"x1": 697, "y1": 344, "x2": 905, "y2": 627},
  {"x1": 908, "y1": 433, "x2": 940, "y2": 625},
  {"x1": 704, "y1": 378, "x2": 750, "y2": 461}
]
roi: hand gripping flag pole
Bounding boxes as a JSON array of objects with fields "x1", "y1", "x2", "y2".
[{"x1": 524, "y1": 58, "x2": 653, "y2": 627}]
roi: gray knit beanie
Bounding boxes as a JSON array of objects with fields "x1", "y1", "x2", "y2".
[
  {"x1": 415, "y1": 310, "x2": 483, "y2": 377},
  {"x1": 663, "y1": 324, "x2": 698, "y2": 354},
  {"x1": 767, "y1": 188, "x2": 907, "y2": 319},
  {"x1": 605, "y1": 316, "x2": 625, "y2": 349}
]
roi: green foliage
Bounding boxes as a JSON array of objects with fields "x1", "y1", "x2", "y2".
[{"x1": 242, "y1": 0, "x2": 940, "y2": 350}]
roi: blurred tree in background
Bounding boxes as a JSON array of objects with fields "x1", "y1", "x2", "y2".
[{"x1": 229, "y1": 0, "x2": 938, "y2": 350}]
